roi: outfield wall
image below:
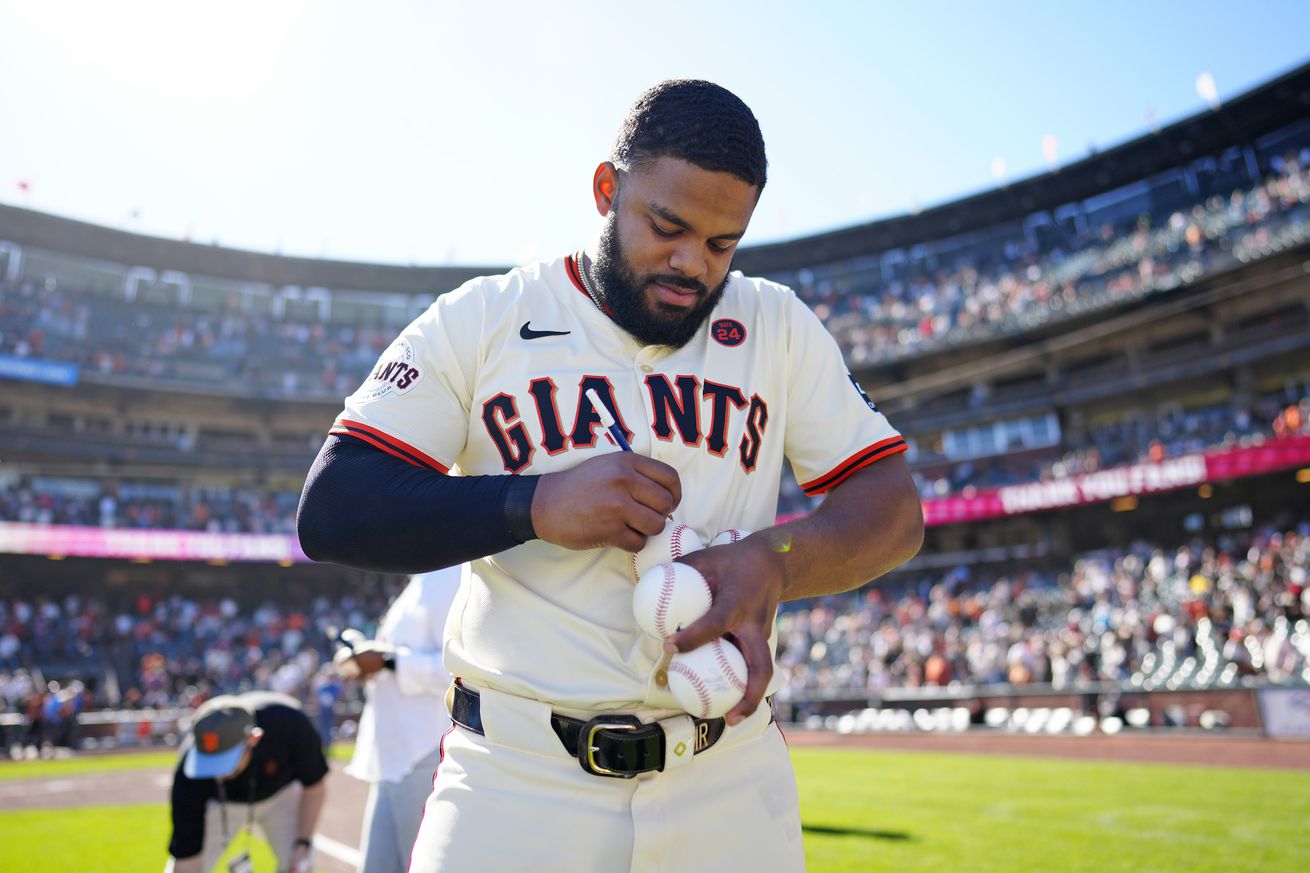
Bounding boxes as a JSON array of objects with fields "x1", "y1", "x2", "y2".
[
  {"x1": 780, "y1": 683, "x2": 1310, "y2": 737},
  {"x1": 6, "y1": 685, "x2": 1310, "y2": 753}
]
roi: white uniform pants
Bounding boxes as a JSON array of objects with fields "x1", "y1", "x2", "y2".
[
  {"x1": 164, "y1": 782, "x2": 307, "y2": 873},
  {"x1": 408, "y1": 686, "x2": 805, "y2": 872},
  {"x1": 357, "y1": 746, "x2": 443, "y2": 873}
]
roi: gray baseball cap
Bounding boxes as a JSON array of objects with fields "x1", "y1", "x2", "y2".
[{"x1": 183, "y1": 695, "x2": 255, "y2": 779}]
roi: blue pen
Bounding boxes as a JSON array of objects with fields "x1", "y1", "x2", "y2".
[
  {"x1": 586, "y1": 388, "x2": 674, "y2": 520},
  {"x1": 585, "y1": 388, "x2": 633, "y2": 450}
]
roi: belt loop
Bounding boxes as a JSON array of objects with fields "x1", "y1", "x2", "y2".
[{"x1": 657, "y1": 715, "x2": 697, "y2": 772}]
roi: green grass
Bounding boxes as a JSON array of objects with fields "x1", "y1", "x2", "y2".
[
  {"x1": 0, "y1": 805, "x2": 174, "y2": 872},
  {"x1": 0, "y1": 750, "x2": 177, "y2": 779},
  {"x1": 2, "y1": 745, "x2": 1308, "y2": 872},
  {"x1": 792, "y1": 748, "x2": 1310, "y2": 872},
  {"x1": 0, "y1": 743, "x2": 353, "y2": 780},
  {"x1": 0, "y1": 804, "x2": 287, "y2": 872}
]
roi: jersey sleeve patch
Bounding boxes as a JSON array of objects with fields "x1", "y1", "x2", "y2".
[
  {"x1": 350, "y1": 337, "x2": 425, "y2": 402},
  {"x1": 800, "y1": 435, "x2": 907, "y2": 496},
  {"x1": 329, "y1": 419, "x2": 450, "y2": 473}
]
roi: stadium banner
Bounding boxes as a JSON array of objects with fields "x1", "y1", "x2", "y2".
[
  {"x1": 0, "y1": 353, "x2": 79, "y2": 387},
  {"x1": 920, "y1": 435, "x2": 1310, "y2": 526},
  {"x1": 1256, "y1": 687, "x2": 1310, "y2": 738},
  {"x1": 0, "y1": 522, "x2": 308, "y2": 563}
]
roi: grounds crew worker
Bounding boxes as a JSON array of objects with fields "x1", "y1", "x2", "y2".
[{"x1": 165, "y1": 691, "x2": 328, "y2": 873}]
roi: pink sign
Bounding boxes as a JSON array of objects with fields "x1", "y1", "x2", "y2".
[
  {"x1": 0, "y1": 523, "x2": 309, "y2": 563},
  {"x1": 3, "y1": 437, "x2": 1307, "y2": 560},
  {"x1": 920, "y1": 434, "x2": 1310, "y2": 526}
]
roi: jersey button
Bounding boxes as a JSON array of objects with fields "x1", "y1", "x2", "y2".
[{"x1": 639, "y1": 364, "x2": 654, "y2": 373}]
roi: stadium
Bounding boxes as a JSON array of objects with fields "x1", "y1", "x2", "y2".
[{"x1": 3, "y1": 58, "x2": 1310, "y2": 873}]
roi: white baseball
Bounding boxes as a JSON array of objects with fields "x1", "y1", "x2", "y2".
[
  {"x1": 632, "y1": 522, "x2": 704, "y2": 580},
  {"x1": 709, "y1": 528, "x2": 752, "y2": 547},
  {"x1": 667, "y1": 638, "x2": 748, "y2": 719},
  {"x1": 632, "y1": 562, "x2": 712, "y2": 640}
]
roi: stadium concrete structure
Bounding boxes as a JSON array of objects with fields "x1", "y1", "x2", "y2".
[{"x1": 2, "y1": 62, "x2": 1310, "y2": 746}]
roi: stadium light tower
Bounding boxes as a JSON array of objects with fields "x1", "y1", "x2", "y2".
[
  {"x1": 1196, "y1": 72, "x2": 1220, "y2": 108},
  {"x1": 1041, "y1": 134, "x2": 1059, "y2": 168},
  {"x1": 991, "y1": 155, "x2": 1008, "y2": 186}
]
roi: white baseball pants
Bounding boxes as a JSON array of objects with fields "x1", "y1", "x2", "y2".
[{"x1": 407, "y1": 685, "x2": 805, "y2": 872}]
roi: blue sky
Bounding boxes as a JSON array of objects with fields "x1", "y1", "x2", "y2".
[{"x1": 1, "y1": 1, "x2": 1308, "y2": 267}]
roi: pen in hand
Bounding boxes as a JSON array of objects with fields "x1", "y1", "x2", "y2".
[
  {"x1": 585, "y1": 388, "x2": 675, "y2": 521},
  {"x1": 586, "y1": 388, "x2": 634, "y2": 451}
]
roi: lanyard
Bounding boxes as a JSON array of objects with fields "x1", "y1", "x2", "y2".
[{"x1": 215, "y1": 765, "x2": 257, "y2": 848}]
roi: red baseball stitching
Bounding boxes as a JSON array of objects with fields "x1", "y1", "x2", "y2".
[
  {"x1": 669, "y1": 662, "x2": 712, "y2": 716},
  {"x1": 713, "y1": 641, "x2": 747, "y2": 691},
  {"x1": 655, "y1": 564, "x2": 676, "y2": 638},
  {"x1": 671, "y1": 524, "x2": 687, "y2": 558}
]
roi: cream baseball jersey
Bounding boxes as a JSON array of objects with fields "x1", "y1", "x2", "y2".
[{"x1": 330, "y1": 252, "x2": 906, "y2": 713}]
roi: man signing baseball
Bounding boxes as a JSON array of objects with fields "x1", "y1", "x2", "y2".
[{"x1": 298, "y1": 79, "x2": 923, "y2": 871}]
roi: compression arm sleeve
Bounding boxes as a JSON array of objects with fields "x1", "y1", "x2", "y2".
[{"x1": 296, "y1": 434, "x2": 538, "y2": 573}]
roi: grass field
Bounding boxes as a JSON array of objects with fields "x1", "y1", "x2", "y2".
[{"x1": 2, "y1": 746, "x2": 1307, "y2": 872}]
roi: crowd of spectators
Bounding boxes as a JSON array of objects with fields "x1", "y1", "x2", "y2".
[
  {"x1": 773, "y1": 388, "x2": 1310, "y2": 517},
  {"x1": 775, "y1": 523, "x2": 1310, "y2": 704},
  {"x1": 4, "y1": 386, "x2": 1305, "y2": 535},
  {"x1": 0, "y1": 278, "x2": 396, "y2": 399},
  {"x1": 3, "y1": 522, "x2": 1305, "y2": 753},
  {"x1": 0, "y1": 478, "x2": 299, "y2": 534},
  {"x1": 912, "y1": 388, "x2": 1310, "y2": 501},
  {"x1": 800, "y1": 152, "x2": 1310, "y2": 364},
  {"x1": 1, "y1": 585, "x2": 398, "y2": 754},
  {"x1": 2, "y1": 154, "x2": 1308, "y2": 398}
]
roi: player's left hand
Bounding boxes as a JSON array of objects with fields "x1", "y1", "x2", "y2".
[{"x1": 671, "y1": 535, "x2": 786, "y2": 726}]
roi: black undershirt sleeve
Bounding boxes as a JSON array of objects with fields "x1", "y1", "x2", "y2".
[{"x1": 296, "y1": 434, "x2": 539, "y2": 574}]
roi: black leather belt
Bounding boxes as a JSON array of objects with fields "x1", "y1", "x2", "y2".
[{"x1": 450, "y1": 681, "x2": 727, "y2": 779}]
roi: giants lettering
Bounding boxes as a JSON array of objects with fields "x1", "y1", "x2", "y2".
[
  {"x1": 482, "y1": 375, "x2": 767, "y2": 471},
  {"x1": 371, "y1": 359, "x2": 420, "y2": 390},
  {"x1": 647, "y1": 375, "x2": 700, "y2": 446},
  {"x1": 570, "y1": 376, "x2": 628, "y2": 448},
  {"x1": 702, "y1": 380, "x2": 747, "y2": 457},
  {"x1": 739, "y1": 395, "x2": 768, "y2": 472},
  {"x1": 482, "y1": 393, "x2": 534, "y2": 473}
]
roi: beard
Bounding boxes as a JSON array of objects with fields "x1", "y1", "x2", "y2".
[{"x1": 592, "y1": 213, "x2": 728, "y2": 349}]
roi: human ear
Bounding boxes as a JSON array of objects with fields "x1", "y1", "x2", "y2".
[{"x1": 593, "y1": 162, "x2": 620, "y2": 216}]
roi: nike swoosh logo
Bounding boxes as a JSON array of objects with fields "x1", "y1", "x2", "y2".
[{"x1": 520, "y1": 322, "x2": 571, "y2": 340}]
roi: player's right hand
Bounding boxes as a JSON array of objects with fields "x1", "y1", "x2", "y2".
[{"x1": 531, "y1": 453, "x2": 681, "y2": 552}]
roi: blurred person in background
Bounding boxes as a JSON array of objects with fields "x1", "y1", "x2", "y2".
[
  {"x1": 310, "y1": 664, "x2": 342, "y2": 754},
  {"x1": 165, "y1": 691, "x2": 327, "y2": 873},
  {"x1": 334, "y1": 566, "x2": 459, "y2": 873}
]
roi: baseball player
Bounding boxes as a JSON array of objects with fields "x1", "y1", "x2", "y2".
[{"x1": 298, "y1": 79, "x2": 923, "y2": 872}]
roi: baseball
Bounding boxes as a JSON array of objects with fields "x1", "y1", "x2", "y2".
[
  {"x1": 632, "y1": 562, "x2": 712, "y2": 640},
  {"x1": 667, "y1": 638, "x2": 748, "y2": 719},
  {"x1": 709, "y1": 528, "x2": 752, "y2": 547},
  {"x1": 632, "y1": 522, "x2": 704, "y2": 580}
]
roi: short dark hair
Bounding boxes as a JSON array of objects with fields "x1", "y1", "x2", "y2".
[{"x1": 612, "y1": 79, "x2": 767, "y2": 190}]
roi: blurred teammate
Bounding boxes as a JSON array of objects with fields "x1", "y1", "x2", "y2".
[
  {"x1": 335, "y1": 567, "x2": 459, "y2": 873},
  {"x1": 298, "y1": 79, "x2": 923, "y2": 871},
  {"x1": 165, "y1": 691, "x2": 327, "y2": 873}
]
